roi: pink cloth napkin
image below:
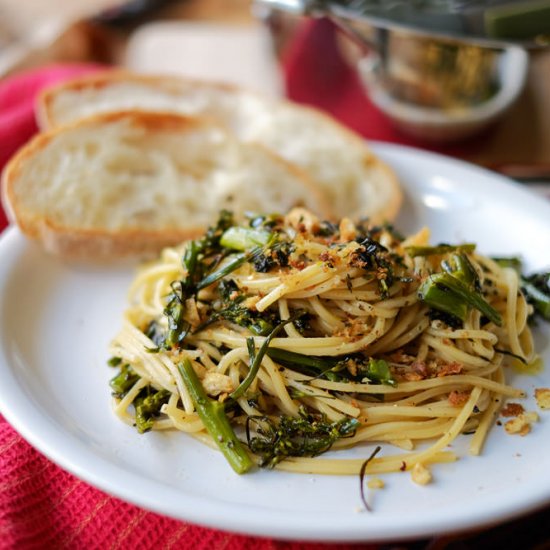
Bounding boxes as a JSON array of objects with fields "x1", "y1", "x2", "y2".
[
  {"x1": 0, "y1": 64, "x2": 103, "y2": 166},
  {"x1": 2, "y1": 420, "x2": 375, "y2": 550}
]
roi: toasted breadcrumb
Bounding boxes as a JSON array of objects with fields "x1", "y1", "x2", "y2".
[
  {"x1": 448, "y1": 390, "x2": 471, "y2": 407},
  {"x1": 535, "y1": 388, "x2": 550, "y2": 410},
  {"x1": 202, "y1": 372, "x2": 234, "y2": 397},
  {"x1": 367, "y1": 477, "x2": 385, "y2": 490},
  {"x1": 501, "y1": 402, "x2": 525, "y2": 417},
  {"x1": 437, "y1": 361, "x2": 463, "y2": 377},
  {"x1": 504, "y1": 412, "x2": 539, "y2": 436},
  {"x1": 411, "y1": 463, "x2": 432, "y2": 485}
]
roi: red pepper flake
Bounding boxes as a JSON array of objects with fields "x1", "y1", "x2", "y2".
[{"x1": 400, "y1": 461, "x2": 407, "y2": 472}]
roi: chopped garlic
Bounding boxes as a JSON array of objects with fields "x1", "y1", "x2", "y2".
[
  {"x1": 367, "y1": 477, "x2": 385, "y2": 490},
  {"x1": 389, "y1": 439, "x2": 414, "y2": 451},
  {"x1": 244, "y1": 296, "x2": 261, "y2": 310},
  {"x1": 524, "y1": 411, "x2": 539, "y2": 423},
  {"x1": 202, "y1": 372, "x2": 234, "y2": 397},
  {"x1": 411, "y1": 463, "x2": 432, "y2": 486},
  {"x1": 285, "y1": 207, "x2": 320, "y2": 233},
  {"x1": 535, "y1": 388, "x2": 550, "y2": 410}
]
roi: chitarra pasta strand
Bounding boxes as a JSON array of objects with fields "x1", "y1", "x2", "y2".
[{"x1": 108, "y1": 208, "x2": 535, "y2": 476}]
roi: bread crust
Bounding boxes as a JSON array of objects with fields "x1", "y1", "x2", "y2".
[
  {"x1": 3, "y1": 110, "x2": 332, "y2": 260},
  {"x1": 36, "y1": 70, "x2": 244, "y2": 130}
]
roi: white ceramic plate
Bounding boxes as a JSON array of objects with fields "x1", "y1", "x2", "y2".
[{"x1": 1, "y1": 143, "x2": 549, "y2": 542}]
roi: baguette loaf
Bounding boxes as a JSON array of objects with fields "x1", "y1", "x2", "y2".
[
  {"x1": 38, "y1": 72, "x2": 402, "y2": 224},
  {"x1": 2, "y1": 110, "x2": 331, "y2": 259}
]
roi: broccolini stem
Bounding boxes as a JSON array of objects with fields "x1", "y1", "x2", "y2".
[
  {"x1": 521, "y1": 279, "x2": 550, "y2": 320},
  {"x1": 263, "y1": 350, "x2": 340, "y2": 382},
  {"x1": 419, "y1": 282, "x2": 468, "y2": 321},
  {"x1": 196, "y1": 244, "x2": 266, "y2": 291},
  {"x1": 220, "y1": 226, "x2": 271, "y2": 251},
  {"x1": 177, "y1": 359, "x2": 254, "y2": 474},
  {"x1": 441, "y1": 253, "x2": 478, "y2": 289},
  {"x1": 265, "y1": 348, "x2": 337, "y2": 372},
  {"x1": 419, "y1": 272, "x2": 502, "y2": 326},
  {"x1": 165, "y1": 300, "x2": 190, "y2": 348},
  {"x1": 196, "y1": 253, "x2": 247, "y2": 290},
  {"x1": 182, "y1": 240, "x2": 201, "y2": 286},
  {"x1": 134, "y1": 389, "x2": 170, "y2": 434},
  {"x1": 109, "y1": 363, "x2": 140, "y2": 396},
  {"x1": 359, "y1": 445, "x2": 382, "y2": 512}
]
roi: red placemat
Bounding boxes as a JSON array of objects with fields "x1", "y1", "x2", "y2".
[{"x1": 1, "y1": 418, "x2": 379, "y2": 550}]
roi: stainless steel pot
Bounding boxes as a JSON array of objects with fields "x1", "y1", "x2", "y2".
[{"x1": 254, "y1": 0, "x2": 543, "y2": 141}]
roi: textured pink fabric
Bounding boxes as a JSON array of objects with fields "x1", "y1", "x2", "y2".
[{"x1": 0, "y1": 417, "x2": 378, "y2": 549}]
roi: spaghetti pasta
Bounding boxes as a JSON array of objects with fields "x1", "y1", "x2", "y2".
[{"x1": 108, "y1": 208, "x2": 536, "y2": 477}]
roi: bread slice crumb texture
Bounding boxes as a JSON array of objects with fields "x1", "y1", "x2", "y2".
[{"x1": 2, "y1": 111, "x2": 330, "y2": 258}]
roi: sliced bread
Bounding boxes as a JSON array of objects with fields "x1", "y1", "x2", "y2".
[
  {"x1": 37, "y1": 72, "x2": 402, "y2": 224},
  {"x1": 2, "y1": 110, "x2": 331, "y2": 259}
]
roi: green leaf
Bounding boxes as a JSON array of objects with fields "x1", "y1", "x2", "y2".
[{"x1": 364, "y1": 358, "x2": 397, "y2": 387}]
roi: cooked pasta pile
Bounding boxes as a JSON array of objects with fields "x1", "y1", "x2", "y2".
[{"x1": 108, "y1": 208, "x2": 536, "y2": 476}]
